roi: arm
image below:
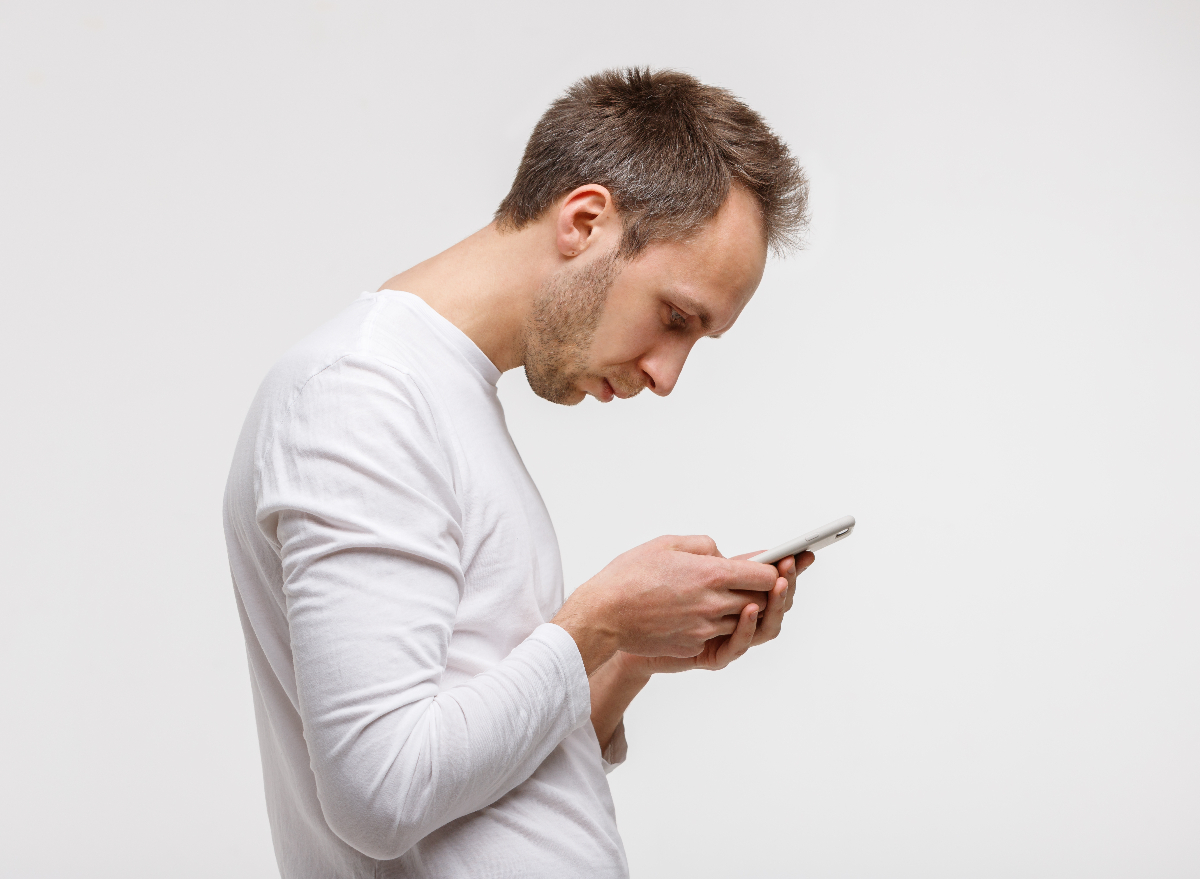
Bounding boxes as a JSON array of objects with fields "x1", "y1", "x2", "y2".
[
  {"x1": 261, "y1": 356, "x2": 592, "y2": 860},
  {"x1": 587, "y1": 651, "x2": 652, "y2": 753}
]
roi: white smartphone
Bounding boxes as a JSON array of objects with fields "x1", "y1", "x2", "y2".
[{"x1": 749, "y1": 515, "x2": 856, "y2": 565}]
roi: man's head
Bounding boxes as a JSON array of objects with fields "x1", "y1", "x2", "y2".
[{"x1": 499, "y1": 67, "x2": 808, "y2": 405}]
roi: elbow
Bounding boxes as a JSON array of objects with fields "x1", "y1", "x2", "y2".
[
  {"x1": 318, "y1": 777, "x2": 433, "y2": 861},
  {"x1": 326, "y1": 811, "x2": 418, "y2": 861},
  {"x1": 308, "y1": 693, "x2": 467, "y2": 859},
  {"x1": 311, "y1": 720, "x2": 446, "y2": 860}
]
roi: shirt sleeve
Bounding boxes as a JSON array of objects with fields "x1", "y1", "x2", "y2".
[
  {"x1": 255, "y1": 353, "x2": 592, "y2": 861},
  {"x1": 599, "y1": 718, "x2": 629, "y2": 774}
]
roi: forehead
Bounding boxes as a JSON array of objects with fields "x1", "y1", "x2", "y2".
[{"x1": 625, "y1": 186, "x2": 768, "y2": 333}]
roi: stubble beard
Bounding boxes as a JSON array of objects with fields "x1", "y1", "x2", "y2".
[{"x1": 522, "y1": 251, "x2": 629, "y2": 405}]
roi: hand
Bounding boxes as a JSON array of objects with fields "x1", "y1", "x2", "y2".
[
  {"x1": 623, "y1": 549, "x2": 815, "y2": 674},
  {"x1": 552, "y1": 535, "x2": 779, "y2": 674},
  {"x1": 740, "y1": 549, "x2": 814, "y2": 647}
]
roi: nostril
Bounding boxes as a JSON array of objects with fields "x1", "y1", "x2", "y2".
[{"x1": 644, "y1": 373, "x2": 656, "y2": 390}]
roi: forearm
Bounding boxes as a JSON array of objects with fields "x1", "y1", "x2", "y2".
[
  {"x1": 588, "y1": 651, "x2": 652, "y2": 752},
  {"x1": 301, "y1": 622, "x2": 591, "y2": 859}
]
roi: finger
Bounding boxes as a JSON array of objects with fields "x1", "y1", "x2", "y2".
[
  {"x1": 773, "y1": 554, "x2": 796, "y2": 580},
  {"x1": 780, "y1": 554, "x2": 798, "y2": 595},
  {"x1": 723, "y1": 558, "x2": 780, "y2": 592},
  {"x1": 783, "y1": 574, "x2": 796, "y2": 613},
  {"x1": 774, "y1": 555, "x2": 798, "y2": 597},
  {"x1": 753, "y1": 576, "x2": 789, "y2": 645},
  {"x1": 665, "y1": 534, "x2": 724, "y2": 558},
  {"x1": 729, "y1": 549, "x2": 765, "y2": 562},
  {"x1": 708, "y1": 615, "x2": 741, "y2": 638},
  {"x1": 716, "y1": 592, "x2": 769, "y2": 617},
  {"x1": 714, "y1": 603, "x2": 759, "y2": 667},
  {"x1": 787, "y1": 552, "x2": 814, "y2": 611}
]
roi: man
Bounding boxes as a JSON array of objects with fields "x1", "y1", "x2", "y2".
[{"x1": 224, "y1": 67, "x2": 811, "y2": 877}]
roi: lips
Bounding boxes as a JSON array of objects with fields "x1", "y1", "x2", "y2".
[{"x1": 595, "y1": 375, "x2": 644, "y2": 402}]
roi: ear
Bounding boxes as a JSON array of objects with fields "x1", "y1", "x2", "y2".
[{"x1": 555, "y1": 184, "x2": 617, "y2": 259}]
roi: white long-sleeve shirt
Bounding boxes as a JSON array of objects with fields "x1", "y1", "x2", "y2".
[{"x1": 223, "y1": 290, "x2": 629, "y2": 878}]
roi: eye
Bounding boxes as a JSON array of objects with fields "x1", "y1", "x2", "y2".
[{"x1": 668, "y1": 308, "x2": 687, "y2": 329}]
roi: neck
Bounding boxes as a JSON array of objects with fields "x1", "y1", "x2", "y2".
[{"x1": 378, "y1": 221, "x2": 558, "y2": 372}]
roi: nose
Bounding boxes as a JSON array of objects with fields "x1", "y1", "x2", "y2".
[{"x1": 639, "y1": 341, "x2": 693, "y2": 397}]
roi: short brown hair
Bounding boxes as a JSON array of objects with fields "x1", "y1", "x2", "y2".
[{"x1": 495, "y1": 67, "x2": 809, "y2": 259}]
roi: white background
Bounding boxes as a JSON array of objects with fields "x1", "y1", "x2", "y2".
[{"x1": 2, "y1": 2, "x2": 1197, "y2": 876}]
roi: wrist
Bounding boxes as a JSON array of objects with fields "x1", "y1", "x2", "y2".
[
  {"x1": 552, "y1": 589, "x2": 621, "y2": 676},
  {"x1": 609, "y1": 650, "x2": 655, "y2": 683}
]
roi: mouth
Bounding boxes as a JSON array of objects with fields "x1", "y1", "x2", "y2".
[
  {"x1": 598, "y1": 377, "x2": 642, "y2": 401},
  {"x1": 599, "y1": 378, "x2": 617, "y2": 403}
]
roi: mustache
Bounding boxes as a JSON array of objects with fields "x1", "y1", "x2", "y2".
[{"x1": 607, "y1": 372, "x2": 647, "y2": 398}]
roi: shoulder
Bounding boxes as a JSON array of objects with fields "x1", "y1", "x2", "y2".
[
  {"x1": 252, "y1": 350, "x2": 460, "y2": 523},
  {"x1": 263, "y1": 351, "x2": 440, "y2": 462},
  {"x1": 255, "y1": 293, "x2": 444, "y2": 424},
  {"x1": 246, "y1": 295, "x2": 452, "y2": 462}
]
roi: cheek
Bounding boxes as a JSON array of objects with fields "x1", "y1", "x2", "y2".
[{"x1": 588, "y1": 312, "x2": 663, "y2": 367}]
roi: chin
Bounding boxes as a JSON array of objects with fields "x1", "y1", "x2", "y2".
[
  {"x1": 529, "y1": 381, "x2": 587, "y2": 407},
  {"x1": 525, "y1": 363, "x2": 590, "y2": 407},
  {"x1": 563, "y1": 389, "x2": 588, "y2": 407}
]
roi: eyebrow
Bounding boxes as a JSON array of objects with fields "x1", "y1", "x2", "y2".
[{"x1": 671, "y1": 293, "x2": 724, "y2": 337}]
